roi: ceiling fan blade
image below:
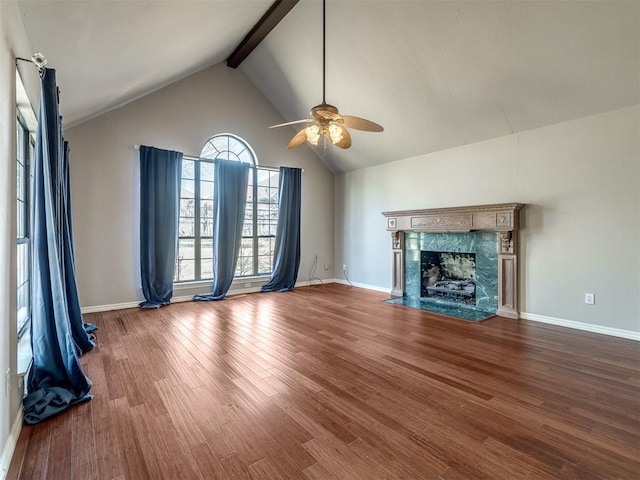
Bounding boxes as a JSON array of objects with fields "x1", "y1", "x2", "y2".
[
  {"x1": 287, "y1": 129, "x2": 309, "y2": 149},
  {"x1": 324, "y1": 124, "x2": 352, "y2": 149},
  {"x1": 341, "y1": 115, "x2": 384, "y2": 132},
  {"x1": 269, "y1": 118, "x2": 314, "y2": 129}
]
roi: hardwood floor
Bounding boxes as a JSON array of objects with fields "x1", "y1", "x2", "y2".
[{"x1": 8, "y1": 284, "x2": 640, "y2": 479}]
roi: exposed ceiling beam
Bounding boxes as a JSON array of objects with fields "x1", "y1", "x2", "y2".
[{"x1": 226, "y1": 0, "x2": 299, "y2": 69}]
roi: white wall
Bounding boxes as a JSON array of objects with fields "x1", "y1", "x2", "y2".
[
  {"x1": 335, "y1": 106, "x2": 640, "y2": 333},
  {"x1": 0, "y1": 0, "x2": 38, "y2": 471},
  {"x1": 65, "y1": 63, "x2": 334, "y2": 309}
]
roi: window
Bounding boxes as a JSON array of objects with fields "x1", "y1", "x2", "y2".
[
  {"x1": 175, "y1": 134, "x2": 279, "y2": 283},
  {"x1": 16, "y1": 113, "x2": 33, "y2": 336},
  {"x1": 16, "y1": 69, "x2": 36, "y2": 375}
]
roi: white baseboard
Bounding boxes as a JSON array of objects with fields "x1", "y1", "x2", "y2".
[
  {"x1": 520, "y1": 312, "x2": 640, "y2": 341},
  {"x1": 81, "y1": 300, "x2": 141, "y2": 314},
  {"x1": 80, "y1": 281, "x2": 321, "y2": 314},
  {"x1": 0, "y1": 409, "x2": 23, "y2": 479},
  {"x1": 329, "y1": 278, "x2": 391, "y2": 294}
]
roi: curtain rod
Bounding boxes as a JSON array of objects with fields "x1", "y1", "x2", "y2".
[
  {"x1": 133, "y1": 145, "x2": 302, "y2": 172},
  {"x1": 16, "y1": 53, "x2": 47, "y2": 75}
]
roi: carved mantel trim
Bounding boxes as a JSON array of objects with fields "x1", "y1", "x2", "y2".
[{"x1": 382, "y1": 203, "x2": 525, "y2": 319}]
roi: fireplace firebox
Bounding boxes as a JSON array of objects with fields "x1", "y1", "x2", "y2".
[{"x1": 421, "y1": 251, "x2": 476, "y2": 305}]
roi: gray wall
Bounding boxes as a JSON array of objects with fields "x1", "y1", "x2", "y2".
[
  {"x1": 66, "y1": 63, "x2": 334, "y2": 308},
  {"x1": 335, "y1": 106, "x2": 640, "y2": 333},
  {"x1": 0, "y1": 0, "x2": 39, "y2": 465}
]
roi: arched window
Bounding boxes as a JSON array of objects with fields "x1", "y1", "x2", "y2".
[{"x1": 175, "y1": 134, "x2": 280, "y2": 282}]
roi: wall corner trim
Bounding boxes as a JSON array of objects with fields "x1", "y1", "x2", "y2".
[
  {"x1": 520, "y1": 312, "x2": 640, "y2": 341},
  {"x1": 0, "y1": 408, "x2": 23, "y2": 479}
]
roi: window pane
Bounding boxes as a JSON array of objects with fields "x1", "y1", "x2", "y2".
[
  {"x1": 176, "y1": 259, "x2": 195, "y2": 281},
  {"x1": 240, "y1": 238, "x2": 254, "y2": 257},
  {"x1": 201, "y1": 238, "x2": 213, "y2": 259},
  {"x1": 180, "y1": 198, "x2": 194, "y2": 218},
  {"x1": 257, "y1": 186, "x2": 269, "y2": 202},
  {"x1": 270, "y1": 203, "x2": 279, "y2": 221},
  {"x1": 258, "y1": 256, "x2": 272, "y2": 274},
  {"x1": 235, "y1": 256, "x2": 253, "y2": 277},
  {"x1": 178, "y1": 238, "x2": 194, "y2": 260},
  {"x1": 181, "y1": 179, "x2": 194, "y2": 198},
  {"x1": 257, "y1": 203, "x2": 269, "y2": 221},
  {"x1": 243, "y1": 221, "x2": 253, "y2": 237},
  {"x1": 179, "y1": 218, "x2": 194, "y2": 236},
  {"x1": 201, "y1": 218, "x2": 213, "y2": 237},
  {"x1": 17, "y1": 242, "x2": 28, "y2": 286},
  {"x1": 257, "y1": 222, "x2": 269, "y2": 236},
  {"x1": 201, "y1": 141, "x2": 217, "y2": 159},
  {"x1": 269, "y1": 223, "x2": 278, "y2": 236},
  {"x1": 201, "y1": 161, "x2": 214, "y2": 182},
  {"x1": 269, "y1": 171, "x2": 280, "y2": 188},
  {"x1": 212, "y1": 136, "x2": 229, "y2": 153},
  {"x1": 17, "y1": 201, "x2": 23, "y2": 238},
  {"x1": 243, "y1": 203, "x2": 253, "y2": 236},
  {"x1": 17, "y1": 164, "x2": 24, "y2": 201},
  {"x1": 200, "y1": 200, "x2": 214, "y2": 219},
  {"x1": 201, "y1": 181, "x2": 214, "y2": 200},
  {"x1": 182, "y1": 159, "x2": 195, "y2": 179},
  {"x1": 201, "y1": 258, "x2": 213, "y2": 279},
  {"x1": 257, "y1": 169, "x2": 269, "y2": 186},
  {"x1": 17, "y1": 281, "x2": 29, "y2": 332},
  {"x1": 269, "y1": 188, "x2": 278, "y2": 203},
  {"x1": 258, "y1": 237, "x2": 271, "y2": 256},
  {"x1": 239, "y1": 149, "x2": 253, "y2": 164}
]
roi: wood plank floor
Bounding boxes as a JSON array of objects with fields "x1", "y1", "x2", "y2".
[{"x1": 8, "y1": 284, "x2": 640, "y2": 479}]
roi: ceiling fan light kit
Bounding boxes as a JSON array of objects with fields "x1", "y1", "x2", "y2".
[{"x1": 270, "y1": 0, "x2": 383, "y2": 150}]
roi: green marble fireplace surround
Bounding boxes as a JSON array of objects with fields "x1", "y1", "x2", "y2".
[
  {"x1": 405, "y1": 231, "x2": 499, "y2": 312},
  {"x1": 382, "y1": 203, "x2": 525, "y2": 319}
]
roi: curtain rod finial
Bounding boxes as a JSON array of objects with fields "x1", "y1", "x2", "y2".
[{"x1": 31, "y1": 52, "x2": 47, "y2": 68}]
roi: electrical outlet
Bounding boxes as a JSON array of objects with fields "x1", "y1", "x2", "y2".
[
  {"x1": 4, "y1": 368, "x2": 10, "y2": 396},
  {"x1": 244, "y1": 283, "x2": 252, "y2": 288},
  {"x1": 323, "y1": 263, "x2": 329, "y2": 271},
  {"x1": 343, "y1": 264, "x2": 347, "y2": 271},
  {"x1": 585, "y1": 293, "x2": 595, "y2": 305}
]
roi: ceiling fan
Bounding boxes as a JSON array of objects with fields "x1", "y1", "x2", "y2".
[{"x1": 269, "y1": 0, "x2": 383, "y2": 149}]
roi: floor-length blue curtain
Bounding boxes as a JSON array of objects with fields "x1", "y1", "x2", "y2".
[
  {"x1": 194, "y1": 159, "x2": 249, "y2": 301},
  {"x1": 139, "y1": 146, "x2": 183, "y2": 308},
  {"x1": 24, "y1": 68, "x2": 96, "y2": 425},
  {"x1": 261, "y1": 167, "x2": 302, "y2": 292},
  {"x1": 63, "y1": 141, "x2": 97, "y2": 350}
]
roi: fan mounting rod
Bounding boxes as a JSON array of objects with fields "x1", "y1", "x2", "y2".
[{"x1": 322, "y1": 0, "x2": 326, "y2": 104}]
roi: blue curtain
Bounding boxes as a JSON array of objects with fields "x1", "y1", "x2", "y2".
[
  {"x1": 261, "y1": 167, "x2": 302, "y2": 292},
  {"x1": 194, "y1": 159, "x2": 249, "y2": 301},
  {"x1": 24, "y1": 68, "x2": 96, "y2": 425},
  {"x1": 139, "y1": 146, "x2": 183, "y2": 308}
]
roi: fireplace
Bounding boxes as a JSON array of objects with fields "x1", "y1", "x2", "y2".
[
  {"x1": 382, "y1": 203, "x2": 525, "y2": 319},
  {"x1": 403, "y1": 231, "x2": 499, "y2": 318},
  {"x1": 421, "y1": 251, "x2": 476, "y2": 305}
]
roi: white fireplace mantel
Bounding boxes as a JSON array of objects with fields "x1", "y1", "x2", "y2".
[{"x1": 382, "y1": 203, "x2": 525, "y2": 319}]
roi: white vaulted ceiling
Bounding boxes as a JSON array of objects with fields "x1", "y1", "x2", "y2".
[
  {"x1": 17, "y1": 0, "x2": 640, "y2": 172},
  {"x1": 17, "y1": 0, "x2": 273, "y2": 126}
]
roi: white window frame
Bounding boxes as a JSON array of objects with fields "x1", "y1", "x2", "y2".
[{"x1": 175, "y1": 134, "x2": 279, "y2": 284}]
